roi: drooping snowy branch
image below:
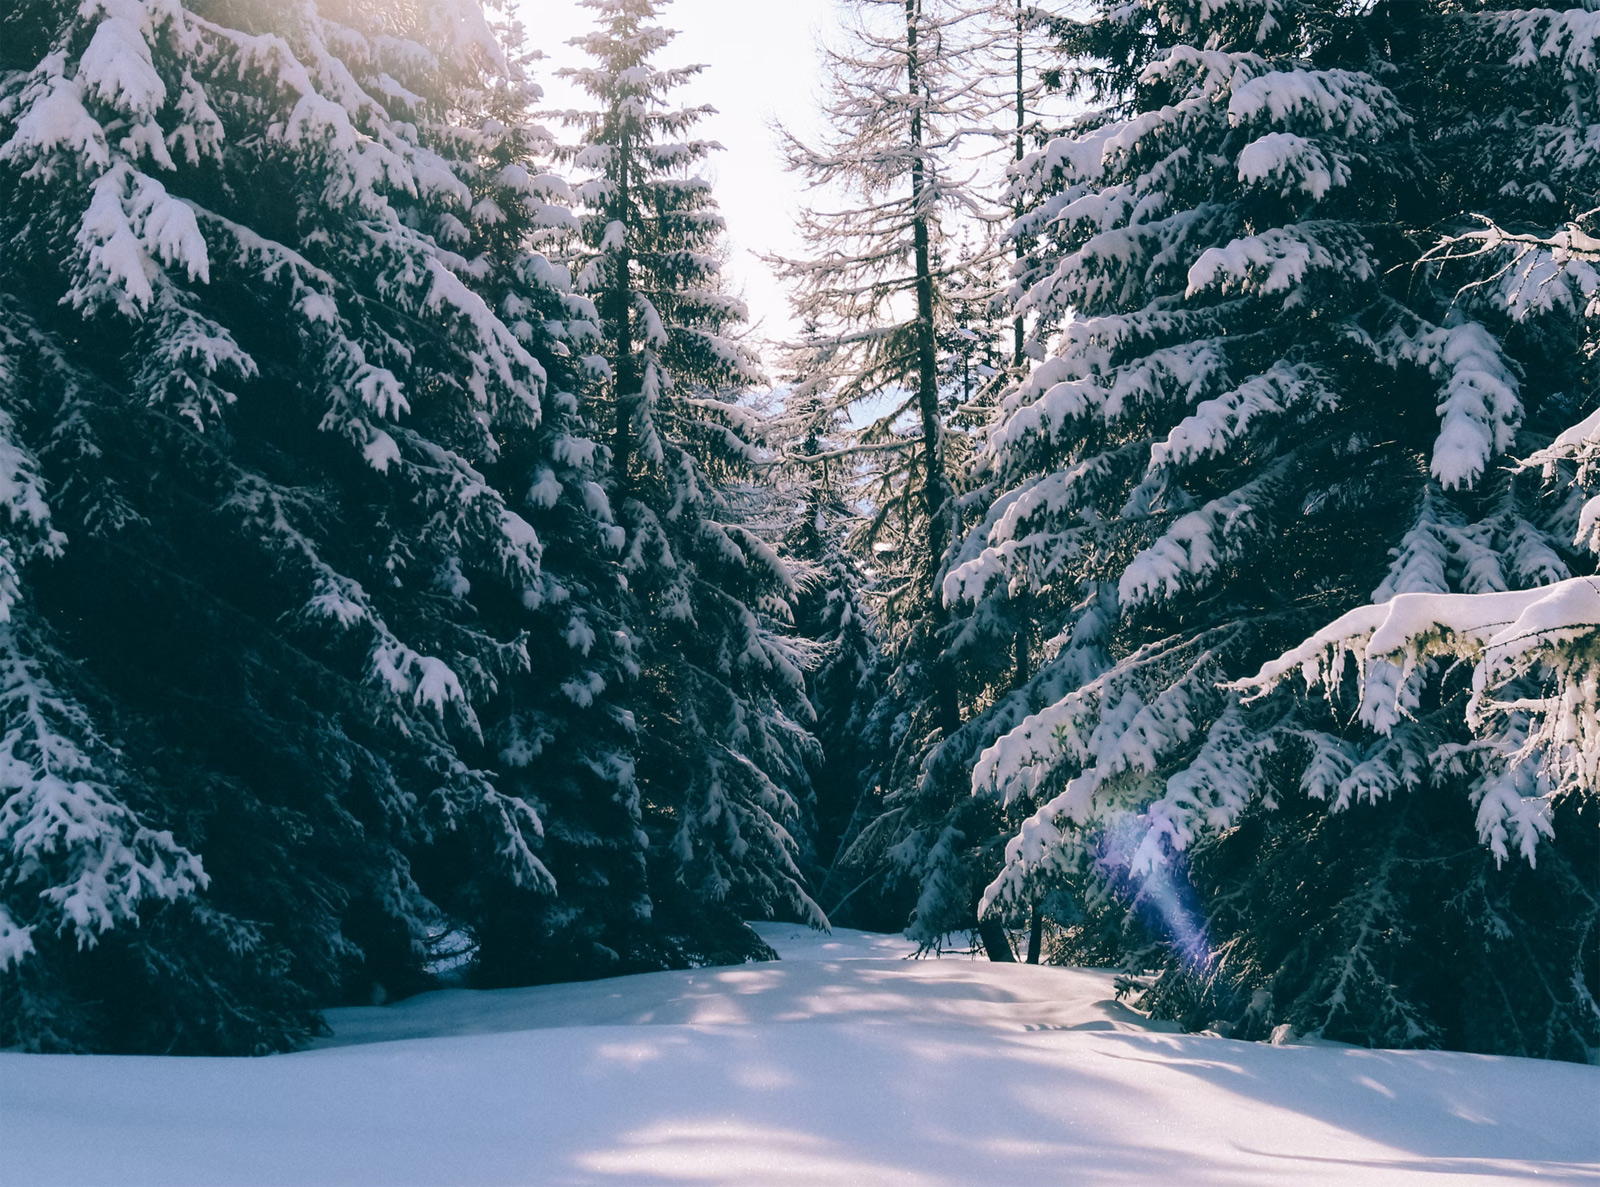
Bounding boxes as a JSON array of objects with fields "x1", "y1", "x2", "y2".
[
  {"x1": 0, "y1": 624, "x2": 206, "y2": 971},
  {"x1": 1240, "y1": 579, "x2": 1600, "y2": 862}
]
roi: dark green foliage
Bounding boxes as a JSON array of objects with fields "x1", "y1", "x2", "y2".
[
  {"x1": 1108, "y1": 784, "x2": 1600, "y2": 1063},
  {"x1": 0, "y1": 0, "x2": 632, "y2": 1051},
  {"x1": 558, "y1": 0, "x2": 825, "y2": 936}
]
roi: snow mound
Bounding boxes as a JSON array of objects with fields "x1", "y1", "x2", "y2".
[
  {"x1": 3, "y1": 926, "x2": 1597, "y2": 1186},
  {"x1": 316, "y1": 924, "x2": 1161, "y2": 1048}
]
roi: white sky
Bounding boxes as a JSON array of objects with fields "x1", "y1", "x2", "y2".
[{"x1": 517, "y1": 0, "x2": 840, "y2": 348}]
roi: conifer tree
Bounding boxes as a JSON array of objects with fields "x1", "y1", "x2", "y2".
[
  {"x1": 773, "y1": 364, "x2": 885, "y2": 889},
  {"x1": 0, "y1": 0, "x2": 624, "y2": 1051},
  {"x1": 775, "y1": 0, "x2": 1009, "y2": 610},
  {"x1": 559, "y1": 0, "x2": 825, "y2": 949},
  {"x1": 892, "y1": 0, "x2": 1596, "y2": 1053},
  {"x1": 391, "y1": 6, "x2": 654, "y2": 990},
  {"x1": 772, "y1": 0, "x2": 1044, "y2": 948}
]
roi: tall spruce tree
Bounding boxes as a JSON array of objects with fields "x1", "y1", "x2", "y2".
[
  {"x1": 774, "y1": 0, "x2": 1005, "y2": 614},
  {"x1": 0, "y1": 0, "x2": 627, "y2": 1051},
  {"x1": 772, "y1": 363, "x2": 885, "y2": 892},
  {"x1": 773, "y1": 0, "x2": 1043, "y2": 948},
  {"x1": 559, "y1": 0, "x2": 826, "y2": 951},
  {"x1": 936, "y1": 0, "x2": 1598, "y2": 1057}
]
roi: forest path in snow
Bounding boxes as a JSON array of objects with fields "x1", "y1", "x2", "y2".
[
  {"x1": 3, "y1": 924, "x2": 1597, "y2": 1186},
  {"x1": 313, "y1": 925, "x2": 1165, "y2": 1048}
]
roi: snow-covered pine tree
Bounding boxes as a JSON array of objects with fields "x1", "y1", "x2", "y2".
[
  {"x1": 1231, "y1": 13, "x2": 1600, "y2": 1056},
  {"x1": 1241, "y1": 5, "x2": 1600, "y2": 820},
  {"x1": 558, "y1": 0, "x2": 825, "y2": 953},
  {"x1": 771, "y1": 359, "x2": 886, "y2": 896},
  {"x1": 770, "y1": 0, "x2": 1043, "y2": 947},
  {"x1": 932, "y1": 0, "x2": 1597, "y2": 1055},
  {"x1": 0, "y1": 0, "x2": 625, "y2": 1051},
  {"x1": 375, "y1": 5, "x2": 656, "y2": 990}
]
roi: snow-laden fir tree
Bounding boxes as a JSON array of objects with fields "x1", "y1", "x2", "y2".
[
  {"x1": 914, "y1": 0, "x2": 1597, "y2": 1055},
  {"x1": 383, "y1": 5, "x2": 655, "y2": 990},
  {"x1": 770, "y1": 361, "x2": 886, "y2": 895},
  {"x1": 558, "y1": 0, "x2": 826, "y2": 951},
  {"x1": 1244, "y1": 13, "x2": 1600, "y2": 821},
  {"x1": 772, "y1": 0, "x2": 1058, "y2": 947},
  {"x1": 0, "y1": 0, "x2": 629, "y2": 1051}
]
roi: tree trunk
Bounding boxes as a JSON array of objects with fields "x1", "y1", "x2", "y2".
[
  {"x1": 906, "y1": 0, "x2": 961, "y2": 736},
  {"x1": 978, "y1": 918, "x2": 1016, "y2": 962},
  {"x1": 906, "y1": 0, "x2": 947, "y2": 567},
  {"x1": 1013, "y1": 0, "x2": 1026, "y2": 369},
  {"x1": 610, "y1": 112, "x2": 636, "y2": 488},
  {"x1": 1008, "y1": 2, "x2": 1032, "y2": 699},
  {"x1": 1026, "y1": 905, "x2": 1043, "y2": 964}
]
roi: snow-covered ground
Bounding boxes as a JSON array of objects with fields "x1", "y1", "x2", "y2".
[{"x1": 3, "y1": 925, "x2": 1596, "y2": 1186}]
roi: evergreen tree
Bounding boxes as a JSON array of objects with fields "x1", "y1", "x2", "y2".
[
  {"x1": 773, "y1": 0, "x2": 1051, "y2": 949},
  {"x1": 774, "y1": 0, "x2": 1008, "y2": 612},
  {"x1": 911, "y1": 0, "x2": 1597, "y2": 1055},
  {"x1": 0, "y1": 0, "x2": 623, "y2": 1051},
  {"x1": 772, "y1": 362, "x2": 885, "y2": 893},
  {"x1": 559, "y1": 0, "x2": 826, "y2": 951},
  {"x1": 391, "y1": 5, "x2": 655, "y2": 990}
]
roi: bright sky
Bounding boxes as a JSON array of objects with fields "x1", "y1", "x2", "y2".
[{"x1": 518, "y1": 0, "x2": 839, "y2": 348}]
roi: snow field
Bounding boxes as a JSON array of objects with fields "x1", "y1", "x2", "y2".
[{"x1": 2, "y1": 924, "x2": 1596, "y2": 1186}]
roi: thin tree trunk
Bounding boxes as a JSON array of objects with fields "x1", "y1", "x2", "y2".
[
  {"x1": 610, "y1": 114, "x2": 636, "y2": 487},
  {"x1": 906, "y1": 0, "x2": 960, "y2": 735},
  {"x1": 906, "y1": 0, "x2": 946, "y2": 564},
  {"x1": 1012, "y1": 0, "x2": 1026, "y2": 369},
  {"x1": 1008, "y1": 1, "x2": 1032, "y2": 693},
  {"x1": 1026, "y1": 904, "x2": 1043, "y2": 964}
]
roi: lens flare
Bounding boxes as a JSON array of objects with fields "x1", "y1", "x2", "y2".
[{"x1": 1095, "y1": 812, "x2": 1213, "y2": 971}]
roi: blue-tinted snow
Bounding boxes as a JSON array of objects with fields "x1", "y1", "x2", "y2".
[{"x1": 3, "y1": 925, "x2": 1596, "y2": 1185}]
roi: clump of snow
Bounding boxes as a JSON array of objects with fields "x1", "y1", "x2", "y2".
[
  {"x1": 1118, "y1": 490, "x2": 1257, "y2": 606},
  {"x1": 1386, "y1": 320, "x2": 1523, "y2": 491},
  {"x1": 1187, "y1": 224, "x2": 1339, "y2": 297},
  {"x1": 1236, "y1": 132, "x2": 1347, "y2": 199}
]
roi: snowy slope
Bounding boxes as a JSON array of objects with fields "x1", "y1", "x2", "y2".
[{"x1": 3, "y1": 926, "x2": 1596, "y2": 1186}]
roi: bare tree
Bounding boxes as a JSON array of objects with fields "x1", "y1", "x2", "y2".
[{"x1": 772, "y1": 0, "x2": 1006, "y2": 611}]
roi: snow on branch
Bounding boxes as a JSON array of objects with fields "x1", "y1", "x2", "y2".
[
  {"x1": 1148, "y1": 362, "x2": 1327, "y2": 471},
  {"x1": 1119, "y1": 459, "x2": 1291, "y2": 609},
  {"x1": 1416, "y1": 212, "x2": 1600, "y2": 338},
  {"x1": 976, "y1": 637, "x2": 1232, "y2": 913},
  {"x1": 1186, "y1": 222, "x2": 1369, "y2": 300},
  {"x1": 0, "y1": 624, "x2": 206, "y2": 970},
  {"x1": 0, "y1": 343, "x2": 67, "y2": 623},
  {"x1": 1226, "y1": 67, "x2": 1404, "y2": 142},
  {"x1": 1238, "y1": 579, "x2": 1600, "y2": 859},
  {"x1": 66, "y1": 165, "x2": 210, "y2": 317},
  {"x1": 1236, "y1": 132, "x2": 1350, "y2": 201},
  {"x1": 1379, "y1": 318, "x2": 1522, "y2": 492}
]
